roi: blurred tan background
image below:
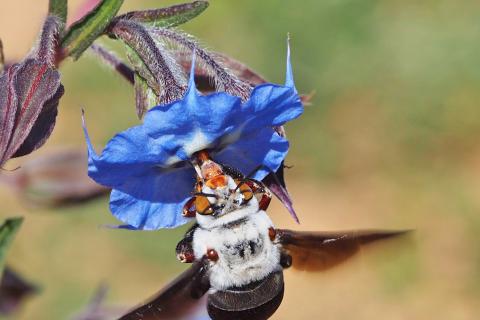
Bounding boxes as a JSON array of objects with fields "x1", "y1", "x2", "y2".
[{"x1": 1, "y1": 0, "x2": 480, "y2": 319}]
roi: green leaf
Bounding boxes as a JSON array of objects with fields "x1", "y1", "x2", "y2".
[
  {"x1": 48, "y1": 0, "x2": 68, "y2": 25},
  {"x1": 0, "y1": 217, "x2": 23, "y2": 274},
  {"x1": 118, "y1": 1, "x2": 209, "y2": 28},
  {"x1": 61, "y1": 0, "x2": 124, "y2": 60}
]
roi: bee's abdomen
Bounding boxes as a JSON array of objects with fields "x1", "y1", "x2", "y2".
[{"x1": 207, "y1": 271, "x2": 284, "y2": 320}]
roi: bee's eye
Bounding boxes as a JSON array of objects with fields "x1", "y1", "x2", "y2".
[
  {"x1": 195, "y1": 196, "x2": 214, "y2": 215},
  {"x1": 239, "y1": 183, "x2": 253, "y2": 202}
]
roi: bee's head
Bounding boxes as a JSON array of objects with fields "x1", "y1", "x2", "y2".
[
  {"x1": 195, "y1": 172, "x2": 255, "y2": 212},
  {"x1": 190, "y1": 151, "x2": 258, "y2": 227}
]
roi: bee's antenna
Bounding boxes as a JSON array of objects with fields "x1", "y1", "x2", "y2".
[
  {"x1": 234, "y1": 164, "x2": 264, "y2": 191},
  {"x1": 195, "y1": 192, "x2": 219, "y2": 199},
  {"x1": 189, "y1": 161, "x2": 204, "y2": 182}
]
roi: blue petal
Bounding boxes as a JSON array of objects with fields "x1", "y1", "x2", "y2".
[
  {"x1": 143, "y1": 92, "x2": 243, "y2": 159},
  {"x1": 215, "y1": 127, "x2": 289, "y2": 180},
  {"x1": 85, "y1": 82, "x2": 301, "y2": 186},
  {"x1": 242, "y1": 84, "x2": 303, "y2": 132},
  {"x1": 285, "y1": 37, "x2": 297, "y2": 91},
  {"x1": 84, "y1": 123, "x2": 177, "y2": 188},
  {"x1": 109, "y1": 166, "x2": 195, "y2": 230}
]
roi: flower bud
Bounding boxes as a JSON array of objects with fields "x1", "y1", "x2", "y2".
[{"x1": 0, "y1": 16, "x2": 64, "y2": 167}]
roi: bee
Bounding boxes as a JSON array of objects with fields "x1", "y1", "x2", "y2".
[{"x1": 120, "y1": 151, "x2": 407, "y2": 320}]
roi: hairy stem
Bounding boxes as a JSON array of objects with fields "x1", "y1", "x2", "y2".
[{"x1": 90, "y1": 43, "x2": 134, "y2": 84}]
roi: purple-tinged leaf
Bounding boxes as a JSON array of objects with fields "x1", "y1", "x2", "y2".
[
  {"x1": 0, "y1": 148, "x2": 109, "y2": 207},
  {"x1": 0, "y1": 66, "x2": 18, "y2": 164},
  {"x1": 89, "y1": 43, "x2": 134, "y2": 84},
  {"x1": 107, "y1": 19, "x2": 186, "y2": 105},
  {"x1": 149, "y1": 28, "x2": 251, "y2": 100},
  {"x1": 13, "y1": 85, "x2": 64, "y2": 158},
  {"x1": 0, "y1": 267, "x2": 37, "y2": 316},
  {"x1": 34, "y1": 15, "x2": 62, "y2": 67},
  {"x1": 62, "y1": 0, "x2": 124, "y2": 60},
  {"x1": 116, "y1": 1, "x2": 209, "y2": 28},
  {"x1": 263, "y1": 163, "x2": 300, "y2": 223}
]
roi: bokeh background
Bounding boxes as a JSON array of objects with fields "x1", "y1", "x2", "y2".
[{"x1": 1, "y1": 0, "x2": 480, "y2": 319}]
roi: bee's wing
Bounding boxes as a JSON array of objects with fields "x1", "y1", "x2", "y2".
[
  {"x1": 119, "y1": 258, "x2": 210, "y2": 320},
  {"x1": 276, "y1": 229, "x2": 410, "y2": 272}
]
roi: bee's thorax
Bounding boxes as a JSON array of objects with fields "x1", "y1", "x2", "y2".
[{"x1": 193, "y1": 205, "x2": 281, "y2": 291}]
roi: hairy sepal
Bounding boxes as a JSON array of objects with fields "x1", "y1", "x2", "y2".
[
  {"x1": 116, "y1": 1, "x2": 209, "y2": 28},
  {"x1": 108, "y1": 19, "x2": 186, "y2": 110}
]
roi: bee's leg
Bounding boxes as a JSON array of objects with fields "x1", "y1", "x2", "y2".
[
  {"x1": 182, "y1": 197, "x2": 196, "y2": 218},
  {"x1": 247, "y1": 179, "x2": 272, "y2": 211},
  {"x1": 191, "y1": 257, "x2": 211, "y2": 299},
  {"x1": 176, "y1": 238, "x2": 195, "y2": 263},
  {"x1": 279, "y1": 250, "x2": 292, "y2": 269},
  {"x1": 176, "y1": 224, "x2": 199, "y2": 263},
  {"x1": 258, "y1": 189, "x2": 272, "y2": 211}
]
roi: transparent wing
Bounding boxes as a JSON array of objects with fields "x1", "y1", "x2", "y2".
[{"x1": 276, "y1": 229, "x2": 410, "y2": 271}]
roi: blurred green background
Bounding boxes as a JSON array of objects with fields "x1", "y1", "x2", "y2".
[{"x1": 1, "y1": 0, "x2": 480, "y2": 319}]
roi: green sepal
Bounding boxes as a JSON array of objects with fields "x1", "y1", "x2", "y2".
[
  {"x1": 61, "y1": 0, "x2": 124, "y2": 60},
  {"x1": 118, "y1": 1, "x2": 209, "y2": 28}
]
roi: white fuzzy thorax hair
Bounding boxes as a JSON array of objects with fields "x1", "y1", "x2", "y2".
[{"x1": 193, "y1": 197, "x2": 281, "y2": 291}]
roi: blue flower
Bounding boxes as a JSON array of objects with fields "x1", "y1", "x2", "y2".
[{"x1": 83, "y1": 48, "x2": 303, "y2": 230}]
